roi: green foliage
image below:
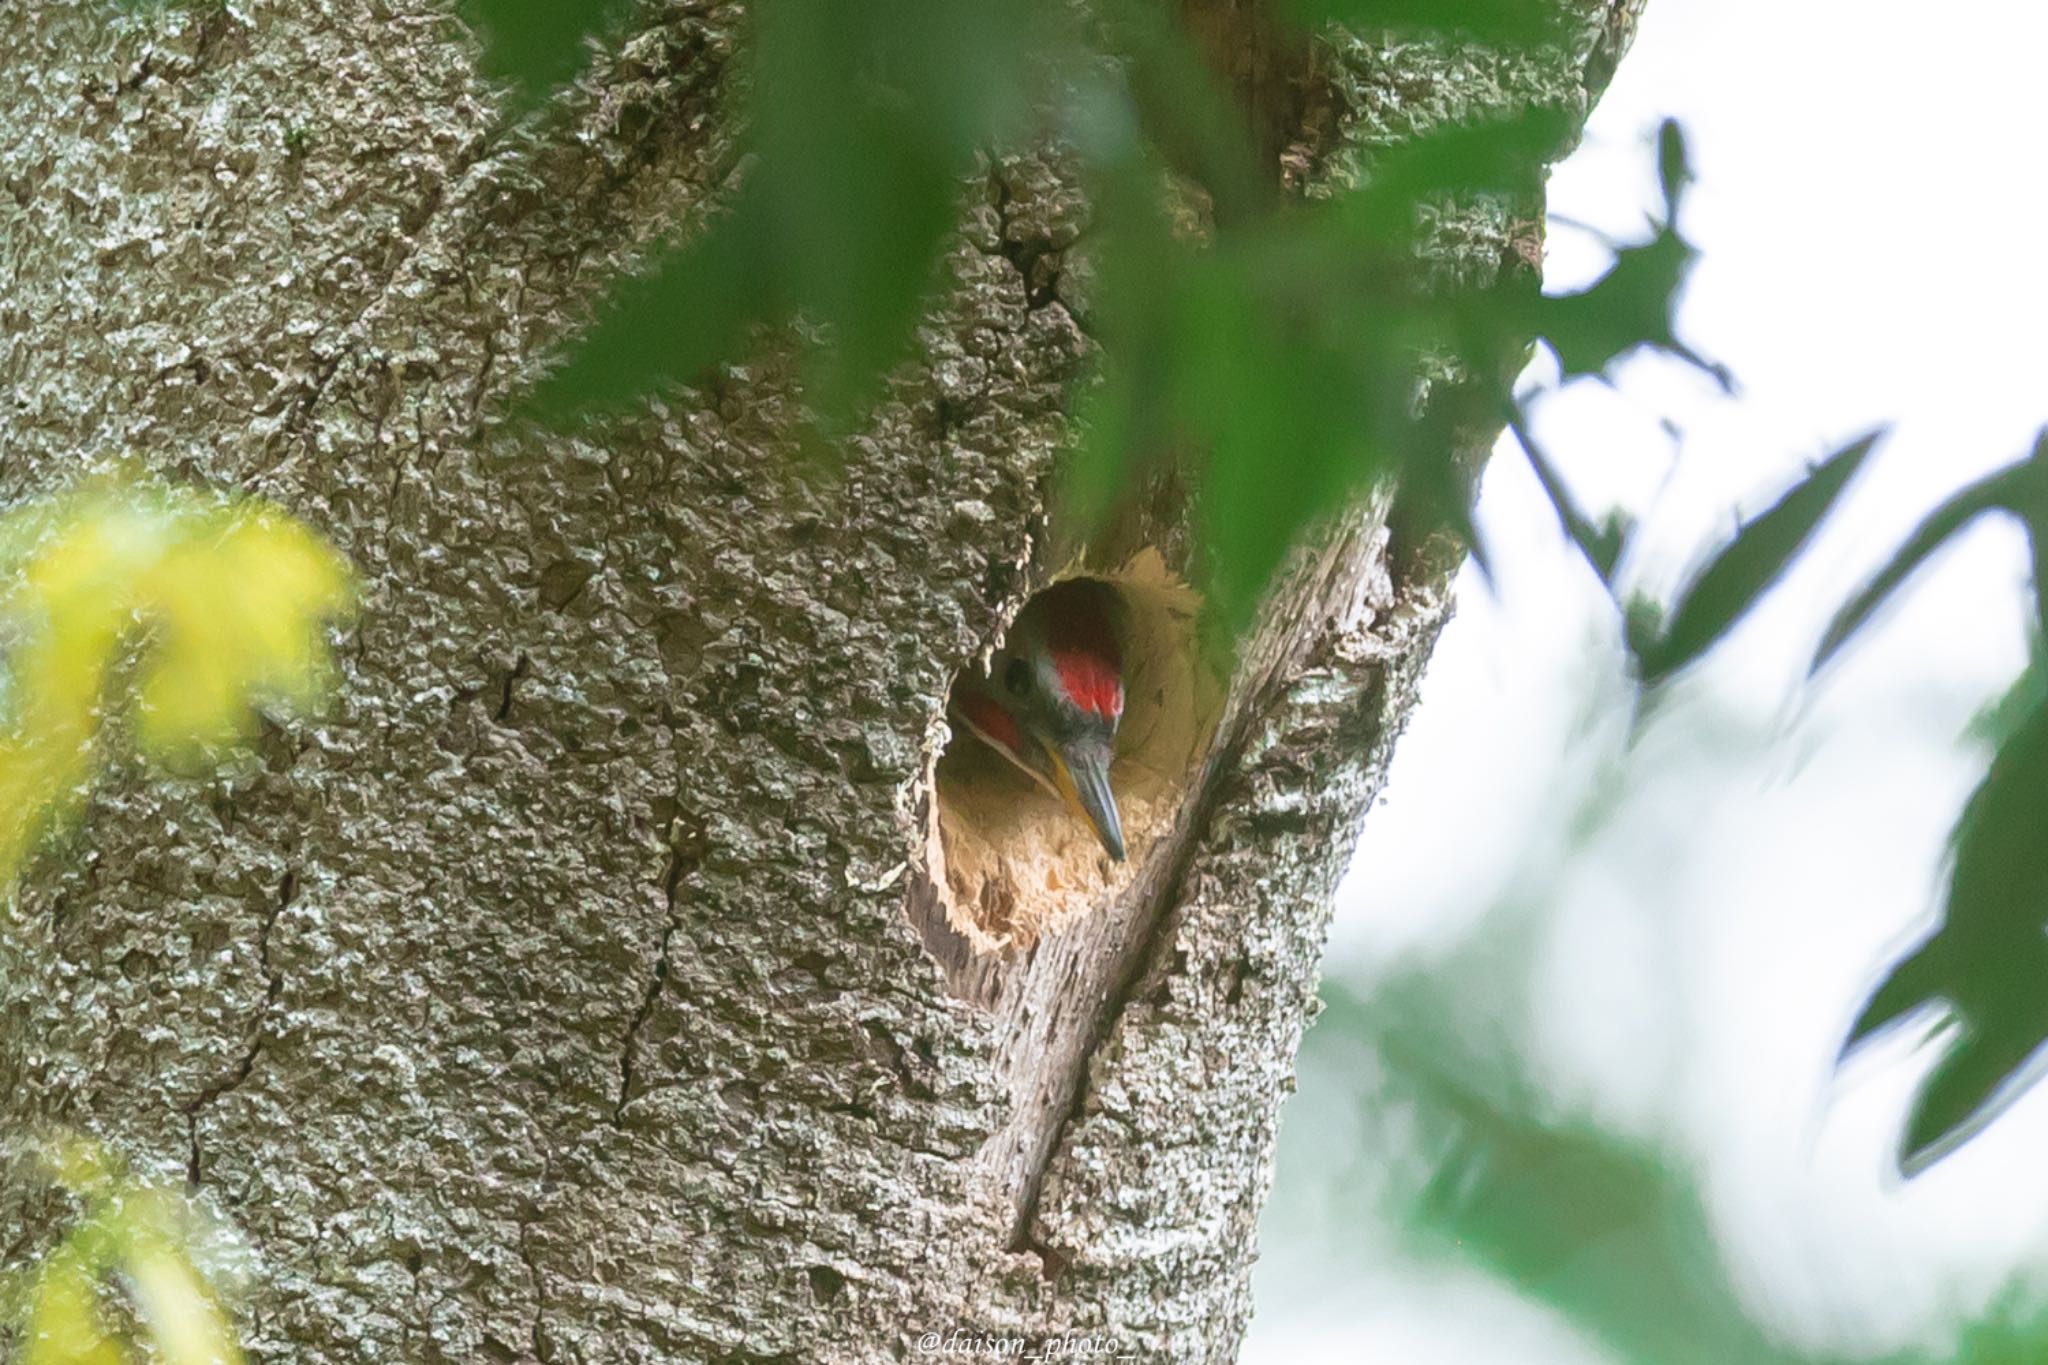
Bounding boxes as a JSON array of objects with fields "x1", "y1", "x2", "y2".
[
  {"x1": 0, "y1": 479, "x2": 353, "y2": 889},
  {"x1": 1535, "y1": 122, "x2": 1720, "y2": 389},
  {"x1": 1315, "y1": 974, "x2": 1806, "y2": 1364},
  {"x1": 1540, "y1": 227, "x2": 1700, "y2": 382},
  {"x1": 1967, "y1": 652, "x2": 2047, "y2": 749},
  {"x1": 481, "y1": 1, "x2": 1706, "y2": 635},
  {"x1": 1309, "y1": 969, "x2": 2048, "y2": 1365},
  {"x1": 1630, "y1": 430, "x2": 1881, "y2": 686},
  {"x1": 1508, "y1": 410, "x2": 1629, "y2": 582},
  {"x1": 1550, "y1": 414, "x2": 2048, "y2": 1174},
  {"x1": 525, "y1": 0, "x2": 1045, "y2": 427},
  {"x1": 1284, "y1": 0, "x2": 1572, "y2": 47},
  {"x1": 1068, "y1": 172, "x2": 1422, "y2": 631},
  {"x1": 462, "y1": 0, "x2": 2048, "y2": 1185},
  {"x1": 1524, "y1": 417, "x2": 2048, "y2": 1174},
  {"x1": 15, "y1": 1138, "x2": 243, "y2": 1365},
  {"x1": 1821, "y1": 433, "x2": 2048, "y2": 1173},
  {"x1": 1812, "y1": 461, "x2": 2029, "y2": 675},
  {"x1": 1846, "y1": 684, "x2": 2048, "y2": 1174},
  {"x1": 460, "y1": 0, "x2": 637, "y2": 102}
]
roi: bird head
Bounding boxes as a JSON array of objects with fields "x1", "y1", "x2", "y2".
[{"x1": 951, "y1": 581, "x2": 1127, "y2": 862}]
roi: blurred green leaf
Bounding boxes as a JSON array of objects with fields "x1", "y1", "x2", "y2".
[
  {"x1": 1099, "y1": 0, "x2": 1267, "y2": 225},
  {"x1": 1314, "y1": 959, "x2": 2048, "y2": 1363},
  {"x1": 1846, "y1": 693, "x2": 2048, "y2": 1175},
  {"x1": 1812, "y1": 462, "x2": 2023, "y2": 674},
  {"x1": 1070, "y1": 193, "x2": 1421, "y2": 631},
  {"x1": 2016, "y1": 430, "x2": 2048, "y2": 641},
  {"x1": 1507, "y1": 409, "x2": 1630, "y2": 583},
  {"x1": 1969, "y1": 654, "x2": 2047, "y2": 749},
  {"x1": 1193, "y1": 231, "x2": 1402, "y2": 628},
  {"x1": 1326, "y1": 976, "x2": 1845, "y2": 1365},
  {"x1": 1539, "y1": 227, "x2": 1702, "y2": 381},
  {"x1": 1656, "y1": 117, "x2": 1692, "y2": 223},
  {"x1": 1285, "y1": 0, "x2": 1572, "y2": 47},
  {"x1": 530, "y1": 0, "x2": 1043, "y2": 427},
  {"x1": 527, "y1": 194, "x2": 778, "y2": 419},
  {"x1": 1386, "y1": 412, "x2": 1495, "y2": 584},
  {"x1": 1537, "y1": 120, "x2": 1730, "y2": 392},
  {"x1": 1621, "y1": 593, "x2": 1666, "y2": 667},
  {"x1": 1038, "y1": 133, "x2": 1184, "y2": 534},
  {"x1": 1416, "y1": 1119, "x2": 1801, "y2": 1365},
  {"x1": 503, "y1": 0, "x2": 1703, "y2": 653},
  {"x1": 1635, "y1": 429, "x2": 1882, "y2": 685},
  {"x1": 1345, "y1": 106, "x2": 1570, "y2": 251},
  {"x1": 461, "y1": 0, "x2": 636, "y2": 101},
  {"x1": 1901, "y1": 1013, "x2": 2048, "y2": 1178},
  {"x1": 1065, "y1": 100, "x2": 1589, "y2": 631},
  {"x1": 1846, "y1": 933, "x2": 1943, "y2": 1058}
]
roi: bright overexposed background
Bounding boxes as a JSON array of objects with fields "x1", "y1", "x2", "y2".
[{"x1": 1247, "y1": 0, "x2": 2048, "y2": 1359}]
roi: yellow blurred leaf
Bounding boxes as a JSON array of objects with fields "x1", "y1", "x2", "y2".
[
  {"x1": 13, "y1": 1138, "x2": 249, "y2": 1364},
  {"x1": 125, "y1": 1225, "x2": 244, "y2": 1365},
  {"x1": 134, "y1": 506, "x2": 351, "y2": 758},
  {"x1": 0, "y1": 479, "x2": 353, "y2": 885},
  {"x1": 21, "y1": 1250, "x2": 125, "y2": 1365}
]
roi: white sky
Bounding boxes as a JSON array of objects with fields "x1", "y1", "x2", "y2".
[{"x1": 1249, "y1": 1, "x2": 2048, "y2": 1359}]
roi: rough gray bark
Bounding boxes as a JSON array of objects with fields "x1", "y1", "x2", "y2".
[{"x1": 0, "y1": 1, "x2": 1637, "y2": 1360}]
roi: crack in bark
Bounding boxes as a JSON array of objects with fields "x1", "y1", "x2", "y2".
[
  {"x1": 391, "y1": 1212, "x2": 429, "y2": 1362},
  {"x1": 184, "y1": 868, "x2": 296, "y2": 1186},
  {"x1": 515, "y1": 1195, "x2": 552, "y2": 1364},
  {"x1": 1003, "y1": 699, "x2": 1256, "y2": 1261},
  {"x1": 610, "y1": 845, "x2": 687, "y2": 1126},
  {"x1": 494, "y1": 653, "x2": 531, "y2": 724},
  {"x1": 262, "y1": 122, "x2": 511, "y2": 478},
  {"x1": 989, "y1": 164, "x2": 1067, "y2": 313},
  {"x1": 1002, "y1": 513, "x2": 1392, "y2": 1263}
]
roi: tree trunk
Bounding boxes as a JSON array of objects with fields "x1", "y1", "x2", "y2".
[{"x1": 0, "y1": 2, "x2": 1636, "y2": 1359}]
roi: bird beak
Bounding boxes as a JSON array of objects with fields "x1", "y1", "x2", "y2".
[{"x1": 1049, "y1": 738, "x2": 1126, "y2": 863}]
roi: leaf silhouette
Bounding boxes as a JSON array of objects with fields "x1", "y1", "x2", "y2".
[
  {"x1": 1845, "y1": 693, "x2": 2048, "y2": 1174},
  {"x1": 1636, "y1": 430, "x2": 1882, "y2": 685},
  {"x1": 1811, "y1": 463, "x2": 2023, "y2": 674},
  {"x1": 1656, "y1": 118, "x2": 1692, "y2": 223}
]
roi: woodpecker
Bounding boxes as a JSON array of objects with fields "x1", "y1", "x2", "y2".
[{"x1": 951, "y1": 579, "x2": 1128, "y2": 862}]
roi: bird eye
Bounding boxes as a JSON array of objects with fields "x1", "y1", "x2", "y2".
[{"x1": 1003, "y1": 658, "x2": 1031, "y2": 696}]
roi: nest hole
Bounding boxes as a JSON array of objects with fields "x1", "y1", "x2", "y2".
[{"x1": 925, "y1": 550, "x2": 1219, "y2": 953}]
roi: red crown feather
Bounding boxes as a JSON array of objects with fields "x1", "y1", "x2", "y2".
[{"x1": 1045, "y1": 584, "x2": 1123, "y2": 720}]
